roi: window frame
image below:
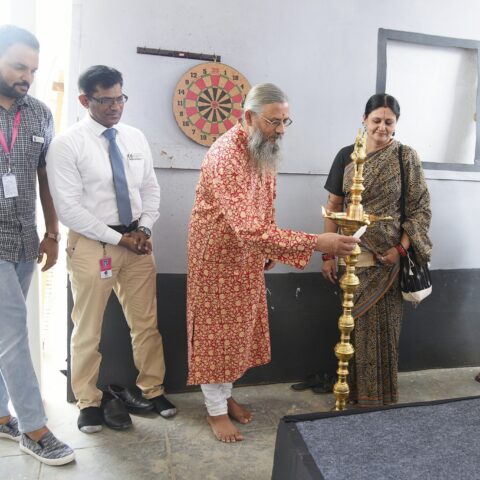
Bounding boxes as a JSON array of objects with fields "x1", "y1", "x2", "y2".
[{"x1": 377, "y1": 28, "x2": 480, "y2": 172}]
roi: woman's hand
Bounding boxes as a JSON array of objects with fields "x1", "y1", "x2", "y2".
[
  {"x1": 376, "y1": 247, "x2": 400, "y2": 266},
  {"x1": 322, "y1": 259, "x2": 337, "y2": 284}
]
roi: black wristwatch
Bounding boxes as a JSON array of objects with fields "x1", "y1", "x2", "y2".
[{"x1": 136, "y1": 226, "x2": 151, "y2": 239}]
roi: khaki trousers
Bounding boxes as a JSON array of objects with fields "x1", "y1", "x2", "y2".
[{"x1": 67, "y1": 231, "x2": 165, "y2": 409}]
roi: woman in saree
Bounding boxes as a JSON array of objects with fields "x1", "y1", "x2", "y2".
[{"x1": 322, "y1": 94, "x2": 432, "y2": 407}]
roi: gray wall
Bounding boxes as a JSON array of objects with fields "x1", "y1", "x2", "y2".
[{"x1": 67, "y1": 0, "x2": 480, "y2": 273}]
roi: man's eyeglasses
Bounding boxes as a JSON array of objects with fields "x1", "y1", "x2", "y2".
[
  {"x1": 258, "y1": 114, "x2": 293, "y2": 128},
  {"x1": 88, "y1": 94, "x2": 128, "y2": 106}
]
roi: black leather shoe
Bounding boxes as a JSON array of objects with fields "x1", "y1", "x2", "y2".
[
  {"x1": 101, "y1": 391, "x2": 132, "y2": 430},
  {"x1": 108, "y1": 385, "x2": 154, "y2": 414},
  {"x1": 311, "y1": 374, "x2": 335, "y2": 394}
]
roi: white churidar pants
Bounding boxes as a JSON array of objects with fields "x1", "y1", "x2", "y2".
[{"x1": 200, "y1": 383, "x2": 233, "y2": 416}]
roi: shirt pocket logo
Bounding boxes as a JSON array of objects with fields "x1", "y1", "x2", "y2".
[{"x1": 127, "y1": 152, "x2": 144, "y2": 161}]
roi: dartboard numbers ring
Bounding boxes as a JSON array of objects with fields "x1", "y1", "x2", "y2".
[{"x1": 173, "y1": 62, "x2": 251, "y2": 147}]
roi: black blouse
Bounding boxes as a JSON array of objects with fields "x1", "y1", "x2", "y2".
[{"x1": 324, "y1": 144, "x2": 355, "y2": 196}]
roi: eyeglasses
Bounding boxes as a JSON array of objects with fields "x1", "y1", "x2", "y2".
[
  {"x1": 88, "y1": 94, "x2": 128, "y2": 106},
  {"x1": 258, "y1": 114, "x2": 293, "y2": 128}
]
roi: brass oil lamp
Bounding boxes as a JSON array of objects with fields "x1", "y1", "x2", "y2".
[{"x1": 323, "y1": 129, "x2": 391, "y2": 411}]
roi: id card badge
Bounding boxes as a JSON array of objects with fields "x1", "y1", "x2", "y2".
[
  {"x1": 99, "y1": 257, "x2": 112, "y2": 279},
  {"x1": 2, "y1": 173, "x2": 18, "y2": 198}
]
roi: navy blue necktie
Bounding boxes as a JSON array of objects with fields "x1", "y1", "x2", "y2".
[{"x1": 103, "y1": 128, "x2": 133, "y2": 226}]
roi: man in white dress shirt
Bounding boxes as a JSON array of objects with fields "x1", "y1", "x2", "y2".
[{"x1": 46, "y1": 65, "x2": 176, "y2": 433}]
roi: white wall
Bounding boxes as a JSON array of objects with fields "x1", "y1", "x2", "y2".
[{"x1": 67, "y1": 0, "x2": 480, "y2": 272}]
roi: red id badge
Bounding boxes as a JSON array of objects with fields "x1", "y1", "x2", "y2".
[{"x1": 99, "y1": 257, "x2": 112, "y2": 279}]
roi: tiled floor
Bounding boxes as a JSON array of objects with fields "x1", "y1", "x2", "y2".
[{"x1": 1, "y1": 367, "x2": 480, "y2": 480}]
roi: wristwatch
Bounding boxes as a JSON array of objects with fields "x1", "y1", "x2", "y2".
[
  {"x1": 136, "y1": 226, "x2": 151, "y2": 239},
  {"x1": 44, "y1": 232, "x2": 61, "y2": 243}
]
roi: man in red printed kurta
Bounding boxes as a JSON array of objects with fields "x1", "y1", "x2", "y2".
[{"x1": 187, "y1": 83, "x2": 358, "y2": 442}]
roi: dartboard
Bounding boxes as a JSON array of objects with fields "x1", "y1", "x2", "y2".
[{"x1": 173, "y1": 62, "x2": 251, "y2": 147}]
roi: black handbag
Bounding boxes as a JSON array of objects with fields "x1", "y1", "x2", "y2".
[{"x1": 398, "y1": 145, "x2": 432, "y2": 304}]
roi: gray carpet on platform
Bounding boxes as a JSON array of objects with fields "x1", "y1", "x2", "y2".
[{"x1": 296, "y1": 397, "x2": 480, "y2": 480}]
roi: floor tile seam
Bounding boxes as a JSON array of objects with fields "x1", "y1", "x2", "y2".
[
  {"x1": 165, "y1": 422, "x2": 277, "y2": 435},
  {"x1": 243, "y1": 422, "x2": 277, "y2": 431},
  {"x1": 201, "y1": 426, "x2": 278, "y2": 437},
  {"x1": 164, "y1": 430, "x2": 176, "y2": 480},
  {"x1": 241, "y1": 418, "x2": 278, "y2": 430},
  {"x1": 0, "y1": 451, "x2": 24, "y2": 458},
  {"x1": 68, "y1": 437, "x2": 169, "y2": 451}
]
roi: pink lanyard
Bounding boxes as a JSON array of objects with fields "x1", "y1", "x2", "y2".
[{"x1": 0, "y1": 109, "x2": 21, "y2": 172}]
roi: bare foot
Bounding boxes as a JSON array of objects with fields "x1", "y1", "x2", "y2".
[
  {"x1": 227, "y1": 397, "x2": 253, "y2": 424},
  {"x1": 207, "y1": 414, "x2": 244, "y2": 443}
]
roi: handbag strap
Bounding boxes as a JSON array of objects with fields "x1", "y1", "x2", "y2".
[{"x1": 398, "y1": 144, "x2": 406, "y2": 225}]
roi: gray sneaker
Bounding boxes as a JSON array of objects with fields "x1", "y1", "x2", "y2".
[
  {"x1": 20, "y1": 432, "x2": 75, "y2": 466},
  {"x1": 0, "y1": 416, "x2": 21, "y2": 442}
]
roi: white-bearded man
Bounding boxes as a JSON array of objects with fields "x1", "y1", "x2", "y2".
[{"x1": 186, "y1": 83, "x2": 359, "y2": 442}]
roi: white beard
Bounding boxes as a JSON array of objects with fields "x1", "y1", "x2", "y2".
[{"x1": 247, "y1": 127, "x2": 282, "y2": 175}]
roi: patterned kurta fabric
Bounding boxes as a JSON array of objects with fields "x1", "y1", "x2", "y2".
[
  {"x1": 187, "y1": 123, "x2": 317, "y2": 385},
  {"x1": 329, "y1": 140, "x2": 431, "y2": 407}
]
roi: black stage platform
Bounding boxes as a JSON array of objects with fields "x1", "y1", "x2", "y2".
[{"x1": 271, "y1": 396, "x2": 480, "y2": 480}]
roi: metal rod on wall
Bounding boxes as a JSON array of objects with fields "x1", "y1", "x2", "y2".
[{"x1": 136, "y1": 47, "x2": 220, "y2": 62}]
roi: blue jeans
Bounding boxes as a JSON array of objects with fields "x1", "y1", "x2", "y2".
[{"x1": 0, "y1": 254, "x2": 47, "y2": 433}]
